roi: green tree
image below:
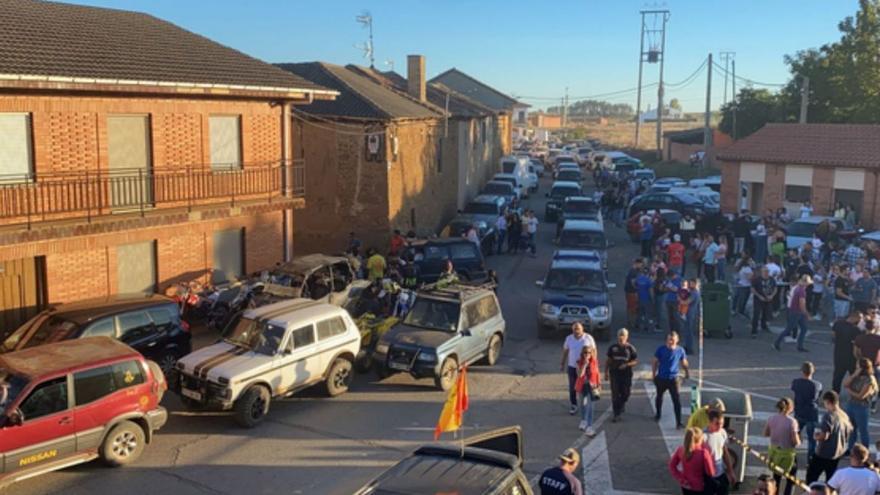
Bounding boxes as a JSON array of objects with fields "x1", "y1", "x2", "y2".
[
  {"x1": 669, "y1": 98, "x2": 681, "y2": 110},
  {"x1": 719, "y1": 88, "x2": 787, "y2": 139}
]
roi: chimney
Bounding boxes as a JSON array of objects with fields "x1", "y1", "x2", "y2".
[{"x1": 407, "y1": 55, "x2": 426, "y2": 103}]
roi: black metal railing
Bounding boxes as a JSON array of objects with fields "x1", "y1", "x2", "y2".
[{"x1": 0, "y1": 159, "x2": 304, "y2": 227}]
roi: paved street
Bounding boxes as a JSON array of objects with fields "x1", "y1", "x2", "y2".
[{"x1": 9, "y1": 174, "x2": 880, "y2": 495}]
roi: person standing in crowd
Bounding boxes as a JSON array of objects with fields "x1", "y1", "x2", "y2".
[
  {"x1": 682, "y1": 279, "x2": 701, "y2": 354},
  {"x1": 539, "y1": 448, "x2": 583, "y2": 495},
  {"x1": 800, "y1": 200, "x2": 814, "y2": 219},
  {"x1": 668, "y1": 427, "x2": 716, "y2": 495},
  {"x1": 605, "y1": 328, "x2": 638, "y2": 423},
  {"x1": 495, "y1": 210, "x2": 508, "y2": 255},
  {"x1": 366, "y1": 248, "x2": 387, "y2": 282},
  {"x1": 806, "y1": 391, "x2": 853, "y2": 485},
  {"x1": 703, "y1": 234, "x2": 719, "y2": 283},
  {"x1": 653, "y1": 267, "x2": 668, "y2": 332},
  {"x1": 827, "y1": 443, "x2": 880, "y2": 495},
  {"x1": 715, "y1": 237, "x2": 729, "y2": 281},
  {"x1": 751, "y1": 266, "x2": 777, "y2": 337},
  {"x1": 774, "y1": 274, "x2": 812, "y2": 353},
  {"x1": 508, "y1": 210, "x2": 522, "y2": 254},
  {"x1": 754, "y1": 219, "x2": 769, "y2": 264},
  {"x1": 636, "y1": 266, "x2": 655, "y2": 333},
  {"x1": 389, "y1": 229, "x2": 405, "y2": 257},
  {"x1": 763, "y1": 398, "x2": 800, "y2": 495},
  {"x1": 526, "y1": 210, "x2": 539, "y2": 257},
  {"x1": 732, "y1": 254, "x2": 754, "y2": 320},
  {"x1": 833, "y1": 264, "x2": 852, "y2": 320},
  {"x1": 704, "y1": 409, "x2": 736, "y2": 495},
  {"x1": 792, "y1": 361, "x2": 823, "y2": 460},
  {"x1": 665, "y1": 270, "x2": 683, "y2": 333},
  {"x1": 809, "y1": 265, "x2": 825, "y2": 321},
  {"x1": 668, "y1": 234, "x2": 686, "y2": 276},
  {"x1": 851, "y1": 264, "x2": 877, "y2": 313},
  {"x1": 732, "y1": 212, "x2": 750, "y2": 258},
  {"x1": 753, "y1": 474, "x2": 778, "y2": 495},
  {"x1": 575, "y1": 345, "x2": 600, "y2": 436},
  {"x1": 687, "y1": 397, "x2": 725, "y2": 431},
  {"x1": 766, "y1": 255, "x2": 785, "y2": 316},
  {"x1": 560, "y1": 323, "x2": 595, "y2": 415},
  {"x1": 680, "y1": 213, "x2": 696, "y2": 248},
  {"x1": 625, "y1": 258, "x2": 643, "y2": 330},
  {"x1": 831, "y1": 310, "x2": 862, "y2": 393},
  {"x1": 652, "y1": 332, "x2": 689, "y2": 429},
  {"x1": 640, "y1": 217, "x2": 654, "y2": 258},
  {"x1": 347, "y1": 231, "x2": 362, "y2": 257},
  {"x1": 842, "y1": 358, "x2": 878, "y2": 452},
  {"x1": 854, "y1": 322, "x2": 880, "y2": 412}
]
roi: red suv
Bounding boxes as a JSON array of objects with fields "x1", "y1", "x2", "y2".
[{"x1": 0, "y1": 337, "x2": 167, "y2": 488}]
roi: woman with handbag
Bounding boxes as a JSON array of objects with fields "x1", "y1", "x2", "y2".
[
  {"x1": 668, "y1": 427, "x2": 716, "y2": 495},
  {"x1": 576, "y1": 345, "x2": 601, "y2": 437}
]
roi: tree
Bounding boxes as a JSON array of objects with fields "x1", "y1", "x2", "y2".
[
  {"x1": 719, "y1": 88, "x2": 788, "y2": 139},
  {"x1": 669, "y1": 98, "x2": 681, "y2": 110}
]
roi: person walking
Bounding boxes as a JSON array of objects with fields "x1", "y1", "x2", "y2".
[
  {"x1": 605, "y1": 328, "x2": 638, "y2": 423},
  {"x1": 704, "y1": 409, "x2": 737, "y2": 495},
  {"x1": 763, "y1": 398, "x2": 800, "y2": 495},
  {"x1": 831, "y1": 310, "x2": 863, "y2": 393},
  {"x1": 575, "y1": 345, "x2": 600, "y2": 436},
  {"x1": 827, "y1": 443, "x2": 880, "y2": 495},
  {"x1": 561, "y1": 322, "x2": 596, "y2": 415},
  {"x1": 805, "y1": 391, "x2": 853, "y2": 485},
  {"x1": 668, "y1": 427, "x2": 716, "y2": 495},
  {"x1": 703, "y1": 234, "x2": 719, "y2": 283},
  {"x1": 539, "y1": 448, "x2": 583, "y2": 495},
  {"x1": 751, "y1": 266, "x2": 777, "y2": 337},
  {"x1": 526, "y1": 210, "x2": 539, "y2": 258},
  {"x1": 732, "y1": 255, "x2": 754, "y2": 319},
  {"x1": 495, "y1": 211, "x2": 508, "y2": 255},
  {"x1": 773, "y1": 274, "x2": 812, "y2": 352},
  {"x1": 842, "y1": 358, "x2": 878, "y2": 452},
  {"x1": 665, "y1": 270, "x2": 683, "y2": 333},
  {"x1": 636, "y1": 267, "x2": 655, "y2": 333},
  {"x1": 652, "y1": 332, "x2": 689, "y2": 429},
  {"x1": 791, "y1": 361, "x2": 823, "y2": 460}
]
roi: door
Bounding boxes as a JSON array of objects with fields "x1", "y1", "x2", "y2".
[
  {"x1": 277, "y1": 324, "x2": 324, "y2": 393},
  {"x1": 749, "y1": 183, "x2": 763, "y2": 213},
  {"x1": 212, "y1": 228, "x2": 244, "y2": 284},
  {"x1": 460, "y1": 302, "x2": 486, "y2": 364},
  {"x1": 73, "y1": 361, "x2": 149, "y2": 453},
  {"x1": 327, "y1": 262, "x2": 354, "y2": 306},
  {"x1": 116, "y1": 311, "x2": 161, "y2": 361},
  {"x1": 0, "y1": 376, "x2": 75, "y2": 476},
  {"x1": 117, "y1": 241, "x2": 156, "y2": 295},
  {"x1": 0, "y1": 257, "x2": 47, "y2": 335},
  {"x1": 107, "y1": 115, "x2": 153, "y2": 211}
]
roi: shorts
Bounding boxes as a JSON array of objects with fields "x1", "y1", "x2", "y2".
[{"x1": 626, "y1": 293, "x2": 638, "y2": 315}]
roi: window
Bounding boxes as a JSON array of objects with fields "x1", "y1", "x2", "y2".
[
  {"x1": 450, "y1": 243, "x2": 480, "y2": 260},
  {"x1": 465, "y1": 295, "x2": 500, "y2": 327},
  {"x1": 785, "y1": 185, "x2": 811, "y2": 203},
  {"x1": 74, "y1": 361, "x2": 145, "y2": 406},
  {"x1": 212, "y1": 228, "x2": 245, "y2": 284},
  {"x1": 209, "y1": 115, "x2": 242, "y2": 170},
  {"x1": 111, "y1": 360, "x2": 146, "y2": 388},
  {"x1": 291, "y1": 325, "x2": 315, "y2": 349},
  {"x1": 0, "y1": 113, "x2": 33, "y2": 182},
  {"x1": 117, "y1": 311, "x2": 154, "y2": 342},
  {"x1": 81, "y1": 318, "x2": 117, "y2": 338},
  {"x1": 317, "y1": 316, "x2": 347, "y2": 340},
  {"x1": 117, "y1": 241, "x2": 156, "y2": 295},
  {"x1": 20, "y1": 377, "x2": 68, "y2": 421},
  {"x1": 147, "y1": 305, "x2": 177, "y2": 330}
]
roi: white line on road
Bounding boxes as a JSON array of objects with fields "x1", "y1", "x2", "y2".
[
  {"x1": 581, "y1": 431, "x2": 652, "y2": 495},
  {"x1": 528, "y1": 407, "x2": 613, "y2": 488}
]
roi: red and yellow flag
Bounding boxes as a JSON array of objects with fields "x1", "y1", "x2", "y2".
[{"x1": 433, "y1": 366, "x2": 468, "y2": 440}]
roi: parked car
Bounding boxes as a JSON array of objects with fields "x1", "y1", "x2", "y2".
[
  {"x1": 441, "y1": 216, "x2": 496, "y2": 256},
  {"x1": 3, "y1": 295, "x2": 192, "y2": 376},
  {"x1": 558, "y1": 219, "x2": 609, "y2": 269},
  {"x1": 544, "y1": 181, "x2": 583, "y2": 222},
  {"x1": 786, "y1": 216, "x2": 854, "y2": 250},
  {"x1": 536, "y1": 252, "x2": 615, "y2": 340},
  {"x1": 0, "y1": 337, "x2": 167, "y2": 488},
  {"x1": 372, "y1": 283, "x2": 504, "y2": 390},
  {"x1": 555, "y1": 196, "x2": 602, "y2": 237},
  {"x1": 499, "y1": 156, "x2": 531, "y2": 192},
  {"x1": 554, "y1": 168, "x2": 583, "y2": 184},
  {"x1": 404, "y1": 238, "x2": 489, "y2": 284},
  {"x1": 258, "y1": 254, "x2": 361, "y2": 307},
  {"x1": 525, "y1": 164, "x2": 539, "y2": 192},
  {"x1": 628, "y1": 192, "x2": 718, "y2": 218},
  {"x1": 172, "y1": 299, "x2": 360, "y2": 427},
  {"x1": 528, "y1": 158, "x2": 546, "y2": 177},
  {"x1": 654, "y1": 177, "x2": 687, "y2": 187},
  {"x1": 554, "y1": 162, "x2": 579, "y2": 179},
  {"x1": 354, "y1": 426, "x2": 532, "y2": 495},
  {"x1": 493, "y1": 173, "x2": 527, "y2": 199},
  {"x1": 631, "y1": 168, "x2": 656, "y2": 185},
  {"x1": 481, "y1": 180, "x2": 519, "y2": 207}
]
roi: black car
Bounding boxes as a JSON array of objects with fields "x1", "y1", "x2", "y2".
[
  {"x1": 481, "y1": 180, "x2": 519, "y2": 208},
  {"x1": 555, "y1": 196, "x2": 601, "y2": 237},
  {"x1": 404, "y1": 238, "x2": 489, "y2": 284},
  {"x1": 355, "y1": 426, "x2": 532, "y2": 495},
  {"x1": 1, "y1": 295, "x2": 192, "y2": 375},
  {"x1": 536, "y1": 253, "x2": 614, "y2": 340},
  {"x1": 544, "y1": 181, "x2": 583, "y2": 222},
  {"x1": 628, "y1": 192, "x2": 719, "y2": 218}
]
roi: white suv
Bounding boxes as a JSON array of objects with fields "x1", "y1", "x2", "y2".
[{"x1": 173, "y1": 299, "x2": 360, "y2": 427}]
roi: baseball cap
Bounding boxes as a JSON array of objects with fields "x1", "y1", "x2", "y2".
[{"x1": 559, "y1": 448, "x2": 580, "y2": 464}]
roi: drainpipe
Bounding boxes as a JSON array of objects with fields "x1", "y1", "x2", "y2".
[{"x1": 282, "y1": 101, "x2": 293, "y2": 262}]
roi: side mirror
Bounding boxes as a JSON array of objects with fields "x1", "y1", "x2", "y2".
[
  {"x1": 6, "y1": 409, "x2": 23, "y2": 427},
  {"x1": 607, "y1": 283, "x2": 618, "y2": 289},
  {"x1": 460, "y1": 328, "x2": 472, "y2": 337},
  {"x1": 535, "y1": 280, "x2": 544, "y2": 287}
]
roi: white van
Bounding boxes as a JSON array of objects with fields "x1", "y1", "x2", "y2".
[{"x1": 499, "y1": 156, "x2": 536, "y2": 194}]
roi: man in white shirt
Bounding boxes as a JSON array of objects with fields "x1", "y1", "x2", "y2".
[
  {"x1": 526, "y1": 210, "x2": 539, "y2": 257},
  {"x1": 560, "y1": 322, "x2": 596, "y2": 415},
  {"x1": 827, "y1": 443, "x2": 880, "y2": 495}
]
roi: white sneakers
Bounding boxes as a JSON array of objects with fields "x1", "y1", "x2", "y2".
[
  {"x1": 586, "y1": 426, "x2": 596, "y2": 437},
  {"x1": 578, "y1": 420, "x2": 586, "y2": 431},
  {"x1": 569, "y1": 405, "x2": 578, "y2": 415}
]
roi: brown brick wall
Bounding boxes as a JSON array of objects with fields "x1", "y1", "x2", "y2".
[
  {"x1": 719, "y1": 161, "x2": 740, "y2": 214},
  {"x1": 863, "y1": 170, "x2": 880, "y2": 229},
  {"x1": 811, "y1": 167, "x2": 835, "y2": 216},
  {"x1": 46, "y1": 248, "x2": 110, "y2": 302},
  {"x1": 763, "y1": 163, "x2": 786, "y2": 215}
]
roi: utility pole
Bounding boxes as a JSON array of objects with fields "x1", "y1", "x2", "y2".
[
  {"x1": 560, "y1": 97, "x2": 566, "y2": 128},
  {"x1": 799, "y1": 76, "x2": 810, "y2": 124},
  {"x1": 655, "y1": 11, "x2": 669, "y2": 160},
  {"x1": 635, "y1": 10, "x2": 670, "y2": 157},
  {"x1": 563, "y1": 87, "x2": 569, "y2": 130},
  {"x1": 719, "y1": 52, "x2": 735, "y2": 107},
  {"x1": 731, "y1": 59, "x2": 737, "y2": 140},
  {"x1": 634, "y1": 12, "x2": 646, "y2": 148},
  {"x1": 702, "y1": 53, "x2": 713, "y2": 177}
]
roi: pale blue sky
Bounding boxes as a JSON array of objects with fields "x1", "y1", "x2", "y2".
[{"x1": 69, "y1": 0, "x2": 859, "y2": 111}]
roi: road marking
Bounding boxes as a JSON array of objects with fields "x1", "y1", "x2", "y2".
[
  {"x1": 580, "y1": 431, "x2": 651, "y2": 495},
  {"x1": 528, "y1": 407, "x2": 613, "y2": 488},
  {"x1": 644, "y1": 381, "x2": 679, "y2": 457}
]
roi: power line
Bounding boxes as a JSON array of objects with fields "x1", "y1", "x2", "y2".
[
  {"x1": 711, "y1": 60, "x2": 786, "y2": 87},
  {"x1": 291, "y1": 109, "x2": 386, "y2": 137}
]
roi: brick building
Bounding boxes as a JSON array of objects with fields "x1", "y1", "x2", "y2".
[
  {"x1": 663, "y1": 128, "x2": 733, "y2": 165},
  {"x1": 0, "y1": 0, "x2": 335, "y2": 331},
  {"x1": 716, "y1": 124, "x2": 880, "y2": 227}
]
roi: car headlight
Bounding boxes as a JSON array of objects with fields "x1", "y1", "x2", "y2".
[
  {"x1": 591, "y1": 306, "x2": 609, "y2": 318},
  {"x1": 416, "y1": 353, "x2": 437, "y2": 362},
  {"x1": 540, "y1": 303, "x2": 559, "y2": 315},
  {"x1": 375, "y1": 343, "x2": 389, "y2": 355}
]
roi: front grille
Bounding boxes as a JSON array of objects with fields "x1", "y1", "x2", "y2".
[
  {"x1": 389, "y1": 347, "x2": 416, "y2": 365},
  {"x1": 560, "y1": 306, "x2": 590, "y2": 316},
  {"x1": 180, "y1": 373, "x2": 205, "y2": 390}
]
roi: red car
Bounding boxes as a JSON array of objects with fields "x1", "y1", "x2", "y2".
[{"x1": 0, "y1": 337, "x2": 167, "y2": 488}]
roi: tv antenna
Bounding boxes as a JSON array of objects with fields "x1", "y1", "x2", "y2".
[
  {"x1": 355, "y1": 11, "x2": 374, "y2": 68},
  {"x1": 384, "y1": 60, "x2": 395, "y2": 72}
]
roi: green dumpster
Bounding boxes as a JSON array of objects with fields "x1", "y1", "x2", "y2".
[{"x1": 701, "y1": 282, "x2": 732, "y2": 338}]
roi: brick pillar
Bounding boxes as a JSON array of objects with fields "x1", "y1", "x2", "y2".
[
  {"x1": 763, "y1": 164, "x2": 785, "y2": 215},
  {"x1": 719, "y1": 160, "x2": 741, "y2": 214},
  {"x1": 864, "y1": 169, "x2": 880, "y2": 229},
  {"x1": 811, "y1": 167, "x2": 834, "y2": 216}
]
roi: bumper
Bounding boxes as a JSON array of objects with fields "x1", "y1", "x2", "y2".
[
  {"x1": 372, "y1": 352, "x2": 439, "y2": 379},
  {"x1": 145, "y1": 406, "x2": 168, "y2": 432},
  {"x1": 537, "y1": 313, "x2": 611, "y2": 334},
  {"x1": 172, "y1": 370, "x2": 234, "y2": 409}
]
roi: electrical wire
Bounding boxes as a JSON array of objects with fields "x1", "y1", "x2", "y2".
[
  {"x1": 291, "y1": 109, "x2": 387, "y2": 137},
  {"x1": 711, "y1": 60, "x2": 787, "y2": 87}
]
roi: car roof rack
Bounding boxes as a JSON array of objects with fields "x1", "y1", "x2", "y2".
[{"x1": 419, "y1": 281, "x2": 496, "y2": 300}]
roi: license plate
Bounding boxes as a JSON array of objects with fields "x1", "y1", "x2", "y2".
[
  {"x1": 181, "y1": 388, "x2": 202, "y2": 401},
  {"x1": 388, "y1": 362, "x2": 410, "y2": 371}
]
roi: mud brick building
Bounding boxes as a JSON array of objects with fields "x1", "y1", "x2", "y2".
[{"x1": 0, "y1": 0, "x2": 336, "y2": 331}]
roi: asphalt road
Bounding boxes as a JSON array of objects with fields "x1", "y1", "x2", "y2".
[{"x1": 10, "y1": 173, "x2": 879, "y2": 494}]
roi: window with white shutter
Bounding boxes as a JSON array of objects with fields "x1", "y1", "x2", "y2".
[
  {"x1": 0, "y1": 113, "x2": 33, "y2": 182},
  {"x1": 209, "y1": 116, "x2": 242, "y2": 170}
]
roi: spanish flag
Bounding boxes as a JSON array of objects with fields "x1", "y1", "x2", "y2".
[{"x1": 433, "y1": 366, "x2": 469, "y2": 440}]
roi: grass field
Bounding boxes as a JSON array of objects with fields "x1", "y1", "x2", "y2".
[
  {"x1": 570, "y1": 120, "x2": 698, "y2": 150},
  {"x1": 646, "y1": 160, "x2": 720, "y2": 181}
]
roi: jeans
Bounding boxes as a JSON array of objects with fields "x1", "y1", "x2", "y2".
[
  {"x1": 682, "y1": 312, "x2": 697, "y2": 353},
  {"x1": 711, "y1": 471, "x2": 731, "y2": 495},
  {"x1": 610, "y1": 370, "x2": 632, "y2": 416},
  {"x1": 716, "y1": 261, "x2": 726, "y2": 282},
  {"x1": 638, "y1": 299, "x2": 654, "y2": 332},
  {"x1": 752, "y1": 300, "x2": 772, "y2": 333},
  {"x1": 527, "y1": 232, "x2": 536, "y2": 255},
  {"x1": 754, "y1": 234, "x2": 768, "y2": 264},
  {"x1": 641, "y1": 239, "x2": 653, "y2": 258},
  {"x1": 579, "y1": 390, "x2": 594, "y2": 426},
  {"x1": 496, "y1": 230, "x2": 506, "y2": 254},
  {"x1": 566, "y1": 366, "x2": 578, "y2": 406},
  {"x1": 832, "y1": 299, "x2": 850, "y2": 320},
  {"x1": 775, "y1": 311, "x2": 808, "y2": 349},
  {"x1": 846, "y1": 401, "x2": 871, "y2": 450},
  {"x1": 734, "y1": 237, "x2": 745, "y2": 256},
  {"x1": 654, "y1": 296, "x2": 666, "y2": 330},
  {"x1": 669, "y1": 264, "x2": 683, "y2": 276},
  {"x1": 796, "y1": 417, "x2": 817, "y2": 460},
  {"x1": 654, "y1": 377, "x2": 682, "y2": 426},
  {"x1": 732, "y1": 286, "x2": 751, "y2": 315},
  {"x1": 666, "y1": 301, "x2": 680, "y2": 332}
]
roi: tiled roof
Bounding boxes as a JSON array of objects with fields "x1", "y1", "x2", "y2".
[
  {"x1": 276, "y1": 62, "x2": 442, "y2": 120},
  {"x1": 430, "y1": 68, "x2": 527, "y2": 112},
  {"x1": 0, "y1": 0, "x2": 329, "y2": 93},
  {"x1": 716, "y1": 124, "x2": 880, "y2": 168}
]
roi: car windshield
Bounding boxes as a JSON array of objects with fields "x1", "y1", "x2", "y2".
[
  {"x1": 403, "y1": 298, "x2": 460, "y2": 332},
  {"x1": 463, "y1": 202, "x2": 499, "y2": 215},
  {"x1": 222, "y1": 315, "x2": 287, "y2": 355},
  {"x1": 545, "y1": 269, "x2": 604, "y2": 291},
  {"x1": 557, "y1": 171, "x2": 581, "y2": 181},
  {"x1": 2, "y1": 313, "x2": 80, "y2": 352},
  {"x1": 501, "y1": 162, "x2": 517, "y2": 174},
  {"x1": 563, "y1": 201, "x2": 598, "y2": 214},
  {"x1": 447, "y1": 222, "x2": 473, "y2": 237},
  {"x1": 560, "y1": 230, "x2": 607, "y2": 250},
  {"x1": 787, "y1": 222, "x2": 818, "y2": 237},
  {"x1": 495, "y1": 177, "x2": 516, "y2": 186},
  {"x1": 551, "y1": 187, "x2": 580, "y2": 199},
  {"x1": 0, "y1": 369, "x2": 28, "y2": 417},
  {"x1": 483, "y1": 183, "x2": 513, "y2": 195}
]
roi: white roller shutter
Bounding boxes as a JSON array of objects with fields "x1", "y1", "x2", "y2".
[
  {"x1": 833, "y1": 168, "x2": 865, "y2": 190},
  {"x1": 212, "y1": 228, "x2": 244, "y2": 284},
  {"x1": 118, "y1": 241, "x2": 156, "y2": 295},
  {"x1": 784, "y1": 165, "x2": 813, "y2": 186},
  {"x1": 0, "y1": 113, "x2": 33, "y2": 181},
  {"x1": 740, "y1": 162, "x2": 765, "y2": 183},
  {"x1": 209, "y1": 116, "x2": 242, "y2": 169}
]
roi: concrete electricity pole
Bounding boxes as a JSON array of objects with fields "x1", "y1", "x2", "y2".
[
  {"x1": 634, "y1": 12, "x2": 646, "y2": 148},
  {"x1": 702, "y1": 53, "x2": 713, "y2": 176},
  {"x1": 799, "y1": 76, "x2": 810, "y2": 124},
  {"x1": 634, "y1": 9, "x2": 670, "y2": 153},
  {"x1": 655, "y1": 12, "x2": 669, "y2": 160},
  {"x1": 719, "y1": 52, "x2": 735, "y2": 107},
  {"x1": 731, "y1": 59, "x2": 737, "y2": 140}
]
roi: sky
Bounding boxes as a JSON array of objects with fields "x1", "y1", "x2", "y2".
[{"x1": 68, "y1": 0, "x2": 860, "y2": 112}]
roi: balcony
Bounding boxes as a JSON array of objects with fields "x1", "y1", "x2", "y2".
[{"x1": 0, "y1": 160, "x2": 305, "y2": 229}]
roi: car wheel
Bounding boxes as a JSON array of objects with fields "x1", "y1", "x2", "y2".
[
  {"x1": 234, "y1": 386, "x2": 271, "y2": 428},
  {"x1": 101, "y1": 420, "x2": 146, "y2": 467},
  {"x1": 324, "y1": 358, "x2": 353, "y2": 397},
  {"x1": 434, "y1": 357, "x2": 459, "y2": 391},
  {"x1": 375, "y1": 364, "x2": 392, "y2": 380},
  {"x1": 158, "y1": 353, "x2": 178, "y2": 377},
  {"x1": 484, "y1": 334, "x2": 502, "y2": 366}
]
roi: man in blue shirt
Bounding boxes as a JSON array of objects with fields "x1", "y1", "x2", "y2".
[
  {"x1": 653, "y1": 332, "x2": 689, "y2": 428},
  {"x1": 702, "y1": 234, "x2": 719, "y2": 283},
  {"x1": 635, "y1": 270, "x2": 654, "y2": 333},
  {"x1": 640, "y1": 219, "x2": 653, "y2": 258},
  {"x1": 664, "y1": 271, "x2": 683, "y2": 332}
]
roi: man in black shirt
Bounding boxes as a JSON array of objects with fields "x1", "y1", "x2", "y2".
[
  {"x1": 751, "y1": 266, "x2": 777, "y2": 336},
  {"x1": 539, "y1": 448, "x2": 583, "y2": 495},
  {"x1": 831, "y1": 311, "x2": 862, "y2": 393},
  {"x1": 833, "y1": 266, "x2": 852, "y2": 320},
  {"x1": 732, "y1": 212, "x2": 751, "y2": 257},
  {"x1": 605, "y1": 328, "x2": 638, "y2": 422}
]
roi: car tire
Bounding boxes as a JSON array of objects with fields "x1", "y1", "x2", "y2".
[
  {"x1": 483, "y1": 334, "x2": 502, "y2": 366},
  {"x1": 375, "y1": 364, "x2": 392, "y2": 380},
  {"x1": 234, "y1": 386, "x2": 271, "y2": 428},
  {"x1": 158, "y1": 353, "x2": 178, "y2": 377},
  {"x1": 101, "y1": 420, "x2": 146, "y2": 467},
  {"x1": 324, "y1": 358, "x2": 353, "y2": 397},
  {"x1": 435, "y1": 357, "x2": 458, "y2": 391}
]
